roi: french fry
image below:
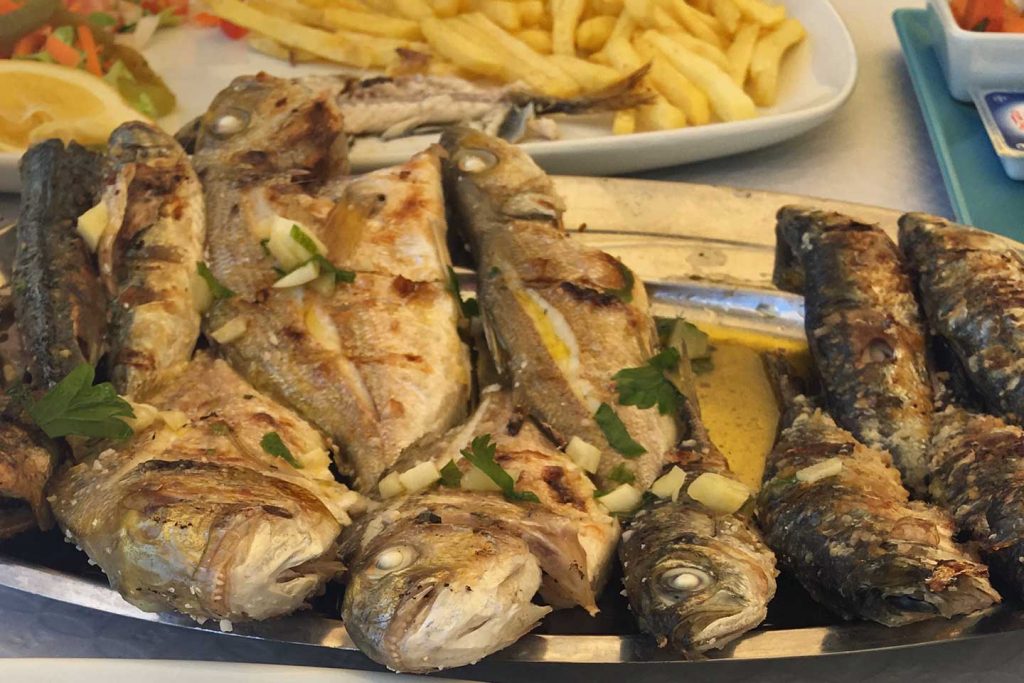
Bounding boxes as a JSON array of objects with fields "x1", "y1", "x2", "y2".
[
  {"x1": 690, "y1": 0, "x2": 709, "y2": 11},
  {"x1": 393, "y1": 0, "x2": 435, "y2": 19},
  {"x1": 458, "y1": 13, "x2": 581, "y2": 96},
  {"x1": 731, "y1": 0, "x2": 785, "y2": 27},
  {"x1": 725, "y1": 21, "x2": 758, "y2": 84},
  {"x1": 633, "y1": 35, "x2": 710, "y2": 124},
  {"x1": 516, "y1": 27, "x2": 553, "y2": 52},
  {"x1": 246, "y1": 34, "x2": 320, "y2": 62},
  {"x1": 249, "y1": 0, "x2": 323, "y2": 25},
  {"x1": 477, "y1": 0, "x2": 522, "y2": 31},
  {"x1": 603, "y1": 35, "x2": 643, "y2": 71},
  {"x1": 549, "y1": 53, "x2": 623, "y2": 89},
  {"x1": 589, "y1": 0, "x2": 623, "y2": 15},
  {"x1": 748, "y1": 17, "x2": 804, "y2": 106},
  {"x1": 518, "y1": 0, "x2": 545, "y2": 25},
  {"x1": 604, "y1": 36, "x2": 686, "y2": 129},
  {"x1": 644, "y1": 30, "x2": 756, "y2": 120},
  {"x1": 551, "y1": 0, "x2": 587, "y2": 55},
  {"x1": 710, "y1": 0, "x2": 740, "y2": 34},
  {"x1": 623, "y1": 0, "x2": 656, "y2": 26},
  {"x1": 660, "y1": 0, "x2": 724, "y2": 47},
  {"x1": 650, "y1": 5, "x2": 682, "y2": 30},
  {"x1": 299, "y1": 0, "x2": 367, "y2": 10},
  {"x1": 576, "y1": 15, "x2": 616, "y2": 51},
  {"x1": 612, "y1": 108, "x2": 636, "y2": 134},
  {"x1": 323, "y1": 8, "x2": 423, "y2": 39},
  {"x1": 663, "y1": 29, "x2": 729, "y2": 71},
  {"x1": 607, "y1": 10, "x2": 635, "y2": 42},
  {"x1": 421, "y1": 16, "x2": 507, "y2": 76},
  {"x1": 431, "y1": 0, "x2": 460, "y2": 16},
  {"x1": 636, "y1": 96, "x2": 686, "y2": 131}
]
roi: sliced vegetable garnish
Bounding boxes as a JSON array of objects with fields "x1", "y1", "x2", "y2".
[
  {"x1": 594, "y1": 402, "x2": 646, "y2": 457},
  {"x1": 446, "y1": 266, "x2": 479, "y2": 318},
  {"x1": 289, "y1": 224, "x2": 355, "y2": 285},
  {"x1": 613, "y1": 346, "x2": 682, "y2": 416},
  {"x1": 196, "y1": 261, "x2": 236, "y2": 300},
  {"x1": 26, "y1": 364, "x2": 135, "y2": 440},
  {"x1": 460, "y1": 434, "x2": 540, "y2": 503},
  {"x1": 260, "y1": 431, "x2": 303, "y2": 468},
  {"x1": 439, "y1": 459, "x2": 463, "y2": 487}
]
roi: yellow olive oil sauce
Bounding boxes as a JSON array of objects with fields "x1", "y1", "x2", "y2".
[{"x1": 692, "y1": 324, "x2": 809, "y2": 491}]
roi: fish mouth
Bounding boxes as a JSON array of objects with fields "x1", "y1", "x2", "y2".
[{"x1": 668, "y1": 591, "x2": 766, "y2": 654}]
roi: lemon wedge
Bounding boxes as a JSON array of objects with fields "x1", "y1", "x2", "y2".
[{"x1": 0, "y1": 60, "x2": 149, "y2": 152}]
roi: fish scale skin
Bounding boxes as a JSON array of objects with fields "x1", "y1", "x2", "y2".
[
  {"x1": 757, "y1": 387, "x2": 999, "y2": 626},
  {"x1": 13, "y1": 139, "x2": 106, "y2": 388},
  {"x1": 900, "y1": 212, "x2": 1024, "y2": 426},
  {"x1": 774, "y1": 206, "x2": 933, "y2": 496}
]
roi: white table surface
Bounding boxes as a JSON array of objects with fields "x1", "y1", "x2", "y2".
[{"x1": 1, "y1": 2, "x2": 1009, "y2": 681}]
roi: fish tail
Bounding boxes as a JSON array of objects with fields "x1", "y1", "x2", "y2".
[{"x1": 531, "y1": 64, "x2": 655, "y2": 116}]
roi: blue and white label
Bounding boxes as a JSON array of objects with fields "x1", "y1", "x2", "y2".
[{"x1": 984, "y1": 92, "x2": 1024, "y2": 152}]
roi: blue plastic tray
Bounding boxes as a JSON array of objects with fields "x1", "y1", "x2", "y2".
[{"x1": 892, "y1": 8, "x2": 1024, "y2": 240}]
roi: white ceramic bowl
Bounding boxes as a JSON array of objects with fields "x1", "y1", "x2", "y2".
[{"x1": 927, "y1": 0, "x2": 1024, "y2": 101}]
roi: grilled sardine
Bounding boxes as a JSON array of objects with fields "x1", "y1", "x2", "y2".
[
  {"x1": 49, "y1": 354, "x2": 364, "y2": 622},
  {"x1": 93, "y1": 122, "x2": 205, "y2": 399},
  {"x1": 774, "y1": 206, "x2": 933, "y2": 495},
  {"x1": 899, "y1": 213, "x2": 1024, "y2": 426},
  {"x1": 757, "y1": 355, "x2": 1000, "y2": 625},
  {"x1": 440, "y1": 126, "x2": 676, "y2": 491}
]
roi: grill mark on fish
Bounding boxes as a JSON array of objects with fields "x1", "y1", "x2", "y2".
[
  {"x1": 774, "y1": 206, "x2": 933, "y2": 496},
  {"x1": 559, "y1": 281, "x2": 618, "y2": 307}
]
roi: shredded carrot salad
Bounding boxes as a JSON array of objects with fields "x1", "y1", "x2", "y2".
[{"x1": 951, "y1": 0, "x2": 1024, "y2": 32}]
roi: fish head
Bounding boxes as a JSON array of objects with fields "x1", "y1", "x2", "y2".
[
  {"x1": 439, "y1": 126, "x2": 564, "y2": 250},
  {"x1": 622, "y1": 504, "x2": 773, "y2": 654},
  {"x1": 107, "y1": 121, "x2": 186, "y2": 166},
  {"x1": 192, "y1": 74, "x2": 346, "y2": 178},
  {"x1": 342, "y1": 519, "x2": 550, "y2": 672}
]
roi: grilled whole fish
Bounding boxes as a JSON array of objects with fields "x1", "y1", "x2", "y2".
[
  {"x1": 0, "y1": 418, "x2": 58, "y2": 539},
  {"x1": 757, "y1": 355, "x2": 1000, "y2": 625},
  {"x1": 93, "y1": 122, "x2": 205, "y2": 399},
  {"x1": 14, "y1": 139, "x2": 105, "y2": 388},
  {"x1": 899, "y1": 213, "x2": 1024, "y2": 425},
  {"x1": 341, "y1": 387, "x2": 619, "y2": 672},
  {"x1": 928, "y1": 402, "x2": 1024, "y2": 601},
  {"x1": 49, "y1": 354, "x2": 364, "y2": 622},
  {"x1": 194, "y1": 74, "x2": 470, "y2": 491},
  {"x1": 620, "y1": 343, "x2": 776, "y2": 655},
  {"x1": 774, "y1": 206, "x2": 933, "y2": 495},
  {"x1": 440, "y1": 126, "x2": 676, "y2": 491}
]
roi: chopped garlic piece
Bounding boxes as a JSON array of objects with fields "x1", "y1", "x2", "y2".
[
  {"x1": 124, "y1": 401, "x2": 160, "y2": 433},
  {"x1": 796, "y1": 457, "x2": 843, "y2": 483},
  {"x1": 566, "y1": 436, "x2": 601, "y2": 473},
  {"x1": 398, "y1": 461, "x2": 441, "y2": 493},
  {"x1": 597, "y1": 484, "x2": 643, "y2": 513},
  {"x1": 160, "y1": 410, "x2": 190, "y2": 431},
  {"x1": 76, "y1": 202, "x2": 108, "y2": 252},
  {"x1": 461, "y1": 465, "x2": 502, "y2": 492},
  {"x1": 379, "y1": 471, "x2": 405, "y2": 499},
  {"x1": 209, "y1": 317, "x2": 248, "y2": 344},
  {"x1": 650, "y1": 466, "x2": 687, "y2": 501},
  {"x1": 687, "y1": 472, "x2": 751, "y2": 514},
  {"x1": 273, "y1": 260, "x2": 320, "y2": 288},
  {"x1": 190, "y1": 269, "x2": 213, "y2": 313},
  {"x1": 266, "y1": 217, "x2": 325, "y2": 271}
]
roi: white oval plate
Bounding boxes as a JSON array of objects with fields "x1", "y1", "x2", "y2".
[{"x1": 0, "y1": 0, "x2": 856, "y2": 191}]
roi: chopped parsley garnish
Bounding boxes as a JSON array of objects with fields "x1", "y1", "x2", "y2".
[
  {"x1": 594, "y1": 403, "x2": 646, "y2": 458},
  {"x1": 460, "y1": 434, "x2": 539, "y2": 503},
  {"x1": 209, "y1": 422, "x2": 229, "y2": 436},
  {"x1": 447, "y1": 266, "x2": 479, "y2": 318},
  {"x1": 26, "y1": 364, "x2": 134, "y2": 440},
  {"x1": 288, "y1": 225, "x2": 355, "y2": 285},
  {"x1": 603, "y1": 259, "x2": 635, "y2": 303},
  {"x1": 260, "y1": 431, "x2": 302, "y2": 468},
  {"x1": 196, "y1": 262, "x2": 235, "y2": 300},
  {"x1": 607, "y1": 462, "x2": 635, "y2": 484},
  {"x1": 439, "y1": 459, "x2": 463, "y2": 488},
  {"x1": 613, "y1": 347, "x2": 683, "y2": 416}
]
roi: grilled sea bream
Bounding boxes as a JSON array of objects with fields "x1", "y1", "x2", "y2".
[
  {"x1": 14, "y1": 139, "x2": 105, "y2": 388},
  {"x1": 899, "y1": 213, "x2": 1024, "y2": 426},
  {"x1": 774, "y1": 206, "x2": 933, "y2": 495},
  {"x1": 49, "y1": 354, "x2": 364, "y2": 622},
  {"x1": 192, "y1": 74, "x2": 471, "y2": 491},
  {"x1": 340, "y1": 387, "x2": 618, "y2": 672},
  {"x1": 440, "y1": 126, "x2": 676, "y2": 491},
  {"x1": 757, "y1": 356, "x2": 999, "y2": 625},
  {"x1": 89, "y1": 122, "x2": 205, "y2": 399},
  {"x1": 0, "y1": 417, "x2": 58, "y2": 539}
]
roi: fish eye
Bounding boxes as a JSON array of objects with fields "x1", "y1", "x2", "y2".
[
  {"x1": 455, "y1": 149, "x2": 498, "y2": 173},
  {"x1": 366, "y1": 545, "x2": 419, "y2": 578},
  {"x1": 657, "y1": 567, "x2": 714, "y2": 601},
  {"x1": 211, "y1": 108, "x2": 251, "y2": 137}
]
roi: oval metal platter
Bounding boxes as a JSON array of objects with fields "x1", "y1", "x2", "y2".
[{"x1": 2, "y1": 176, "x2": 1023, "y2": 670}]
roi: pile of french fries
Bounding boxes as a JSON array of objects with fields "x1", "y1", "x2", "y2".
[{"x1": 206, "y1": 0, "x2": 806, "y2": 134}]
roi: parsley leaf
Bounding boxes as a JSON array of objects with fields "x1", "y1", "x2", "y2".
[
  {"x1": 196, "y1": 262, "x2": 235, "y2": 300},
  {"x1": 447, "y1": 266, "x2": 479, "y2": 318},
  {"x1": 460, "y1": 434, "x2": 540, "y2": 503},
  {"x1": 607, "y1": 462, "x2": 635, "y2": 484},
  {"x1": 288, "y1": 225, "x2": 355, "y2": 285},
  {"x1": 27, "y1": 365, "x2": 134, "y2": 440},
  {"x1": 439, "y1": 460, "x2": 463, "y2": 488},
  {"x1": 260, "y1": 431, "x2": 303, "y2": 468},
  {"x1": 594, "y1": 403, "x2": 646, "y2": 458},
  {"x1": 613, "y1": 347, "x2": 682, "y2": 416},
  {"x1": 603, "y1": 259, "x2": 635, "y2": 303}
]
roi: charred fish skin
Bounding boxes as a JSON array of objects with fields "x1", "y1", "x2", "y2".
[
  {"x1": 774, "y1": 206, "x2": 933, "y2": 496},
  {"x1": 14, "y1": 139, "x2": 106, "y2": 388},
  {"x1": 49, "y1": 354, "x2": 364, "y2": 622},
  {"x1": 929, "y1": 403, "x2": 1024, "y2": 601},
  {"x1": 0, "y1": 418, "x2": 58, "y2": 539},
  {"x1": 96, "y1": 122, "x2": 206, "y2": 400},
  {"x1": 440, "y1": 126, "x2": 677, "y2": 491},
  {"x1": 899, "y1": 212, "x2": 1024, "y2": 426},
  {"x1": 757, "y1": 355, "x2": 1000, "y2": 626}
]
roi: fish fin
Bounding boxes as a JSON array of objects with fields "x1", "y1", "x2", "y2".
[
  {"x1": 496, "y1": 104, "x2": 532, "y2": 142},
  {"x1": 531, "y1": 64, "x2": 655, "y2": 117}
]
